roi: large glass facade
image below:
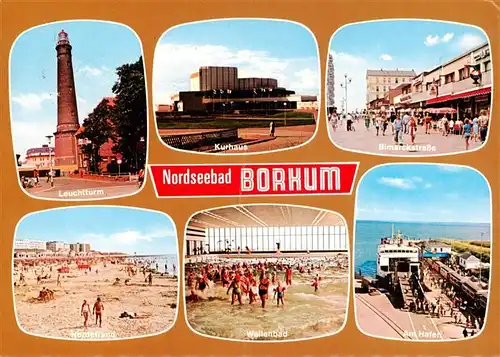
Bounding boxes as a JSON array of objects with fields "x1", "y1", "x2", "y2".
[{"x1": 205, "y1": 225, "x2": 348, "y2": 253}]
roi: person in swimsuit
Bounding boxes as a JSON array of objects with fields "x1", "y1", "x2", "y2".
[
  {"x1": 227, "y1": 276, "x2": 243, "y2": 305},
  {"x1": 81, "y1": 299, "x2": 91, "y2": 329},
  {"x1": 93, "y1": 297, "x2": 104, "y2": 327},
  {"x1": 197, "y1": 274, "x2": 207, "y2": 292},
  {"x1": 258, "y1": 274, "x2": 271, "y2": 308},
  {"x1": 285, "y1": 266, "x2": 293, "y2": 286},
  {"x1": 312, "y1": 276, "x2": 320, "y2": 292},
  {"x1": 274, "y1": 281, "x2": 286, "y2": 307}
]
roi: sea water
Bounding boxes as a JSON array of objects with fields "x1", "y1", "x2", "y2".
[
  {"x1": 130, "y1": 254, "x2": 178, "y2": 275},
  {"x1": 355, "y1": 220, "x2": 491, "y2": 277}
]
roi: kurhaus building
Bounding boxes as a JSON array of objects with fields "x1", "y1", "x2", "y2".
[
  {"x1": 168, "y1": 66, "x2": 301, "y2": 115},
  {"x1": 394, "y1": 42, "x2": 491, "y2": 117}
]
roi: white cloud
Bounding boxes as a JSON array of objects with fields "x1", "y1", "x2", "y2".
[
  {"x1": 77, "y1": 65, "x2": 103, "y2": 76},
  {"x1": 11, "y1": 92, "x2": 55, "y2": 111},
  {"x1": 329, "y1": 51, "x2": 368, "y2": 111},
  {"x1": 439, "y1": 165, "x2": 464, "y2": 172},
  {"x1": 424, "y1": 35, "x2": 440, "y2": 46},
  {"x1": 457, "y1": 34, "x2": 486, "y2": 52},
  {"x1": 411, "y1": 176, "x2": 423, "y2": 183},
  {"x1": 442, "y1": 32, "x2": 455, "y2": 43},
  {"x1": 378, "y1": 177, "x2": 415, "y2": 190},
  {"x1": 424, "y1": 183, "x2": 432, "y2": 189},
  {"x1": 380, "y1": 54, "x2": 392, "y2": 61},
  {"x1": 153, "y1": 43, "x2": 319, "y2": 105},
  {"x1": 11, "y1": 120, "x2": 56, "y2": 159},
  {"x1": 79, "y1": 228, "x2": 176, "y2": 253},
  {"x1": 424, "y1": 32, "x2": 455, "y2": 46}
]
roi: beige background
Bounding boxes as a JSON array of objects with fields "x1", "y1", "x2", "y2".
[{"x1": 1, "y1": 1, "x2": 498, "y2": 356}]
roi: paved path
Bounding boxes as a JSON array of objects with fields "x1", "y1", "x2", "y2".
[
  {"x1": 227, "y1": 125, "x2": 315, "y2": 153},
  {"x1": 355, "y1": 288, "x2": 470, "y2": 340},
  {"x1": 328, "y1": 120, "x2": 484, "y2": 155},
  {"x1": 24, "y1": 178, "x2": 139, "y2": 200}
]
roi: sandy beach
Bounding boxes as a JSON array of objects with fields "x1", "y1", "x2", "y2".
[{"x1": 13, "y1": 259, "x2": 178, "y2": 339}]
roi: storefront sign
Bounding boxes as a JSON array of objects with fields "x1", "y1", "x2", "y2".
[
  {"x1": 400, "y1": 93, "x2": 412, "y2": 103},
  {"x1": 474, "y1": 48, "x2": 490, "y2": 61}
]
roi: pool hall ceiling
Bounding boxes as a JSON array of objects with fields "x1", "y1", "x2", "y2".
[{"x1": 189, "y1": 205, "x2": 345, "y2": 228}]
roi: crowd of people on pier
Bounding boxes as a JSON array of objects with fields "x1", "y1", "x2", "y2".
[{"x1": 328, "y1": 106, "x2": 490, "y2": 150}]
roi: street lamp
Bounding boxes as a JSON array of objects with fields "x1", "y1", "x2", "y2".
[
  {"x1": 45, "y1": 135, "x2": 54, "y2": 187},
  {"x1": 284, "y1": 102, "x2": 288, "y2": 126},
  {"x1": 340, "y1": 73, "x2": 352, "y2": 115}
]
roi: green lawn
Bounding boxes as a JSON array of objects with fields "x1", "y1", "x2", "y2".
[
  {"x1": 157, "y1": 118, "x2": 316, "y2": 130},
  {"x1": 437, "y1": 238, "x2": 490, "y2": 262}
]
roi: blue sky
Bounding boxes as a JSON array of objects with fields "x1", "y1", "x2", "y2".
[
  {"x1": 329, "y1": 20, "x2": 489, "y2": 110},
  {"x1": 9, "y1": 20, "x2": 144, "y2": 159},
  {"x1": 15, "y1": 207, "x2": 178, "y2": 255},
  {"x1": 153, "y1": 19, "x2": 319, "y2": 105},
  {"x1": 356, "y1": 164, "x2": 491, "y2": 223}
]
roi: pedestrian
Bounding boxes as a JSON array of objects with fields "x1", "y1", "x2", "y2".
[
  {"x1": 409, "y1": 115, "x2": 417, "y2": 145},
  {"x1": 462, "y1": 119, "x2": 472, "y2": 150},
  {"x1": 478, "y1": 109, "x2": 489, "y2": 143},
  {"x1": 394, "y1": 115, "x2": 403, "y2": 145},
  {"x1": 269, "y1": 121, "x2": 275, "y2": 137},
  {"x1": 346, "y1": 113, "x2": 353, "y2": 131}
]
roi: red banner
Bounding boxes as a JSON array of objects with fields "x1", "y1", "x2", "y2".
[{"x1": 149, "y1": 163, "x2": 359, "y2": 197}]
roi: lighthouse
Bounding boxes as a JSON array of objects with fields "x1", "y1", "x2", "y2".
[{"x1": 54, "y1": 29, "x2": 80, "y2": 169}]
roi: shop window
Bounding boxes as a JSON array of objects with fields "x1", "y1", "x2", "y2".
[
  {"x1": 402, "y1": 78, "x2": 405, "y2": 82},
  {"x1": 484, "y1": 60, "x2": 491, "y2": 72}
]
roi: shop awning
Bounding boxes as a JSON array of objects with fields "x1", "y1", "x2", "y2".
[{"x1": 426, "y1": 87, "x2": 491, "y2": 105}]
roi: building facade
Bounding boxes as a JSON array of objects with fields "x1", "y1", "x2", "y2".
[
  {"x1": 238, "y1": 78, "x2": 278, "y2": 90},
  {"x1": 194, "y1": 66, "x2": 239, "y2": 91},
  {"x1": 14, "y1": 239, "x2": 47, "y2": 251},
  {"x1": 366, "y1": 69, "x2": 417, "y2": 104},
  {"x1": 326, "y1": 53, "x2": 335, "y2": 109},
  {"x1": 23, "y1": 145, "x2": 55, "y2": 169},
  {"x1": 397, "y1": 42, "x2": 491, "y2": 118}
]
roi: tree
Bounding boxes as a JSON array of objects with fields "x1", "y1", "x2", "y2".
[
  {"x1": 111, "y1": 56, "x2": 147, "y2": 171},
  {"x1": 77, "y1": 99, "x2": 114, "y2": 173}
]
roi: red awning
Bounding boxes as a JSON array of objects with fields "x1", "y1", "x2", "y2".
[
  {"x1": 426, "y1": 87, "x2": 491, "y2": 105},
  {"x1": 427, "y1": 95, "x2": 452, "y2": 105},
  {"x1": 449, "y1": 87, "x2": 491, "y2": 100}
]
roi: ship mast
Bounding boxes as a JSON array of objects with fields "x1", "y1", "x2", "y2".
[{"x1": 392, "y1": 224, "x2": 394, "y2": 240}]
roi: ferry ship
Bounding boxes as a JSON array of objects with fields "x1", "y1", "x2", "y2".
[{"x1": 376, "y1": 226, "x2": 421, "y2": 287}]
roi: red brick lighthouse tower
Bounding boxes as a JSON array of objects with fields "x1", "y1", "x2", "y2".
[{"x1": 54, "y1": 29, "x2": 80, "y2": 169}]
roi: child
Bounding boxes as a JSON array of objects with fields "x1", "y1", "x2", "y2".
[
  {"x1": 274, "y1": 281, "x2": 286, "y2": 306},
  {"x1": 312, "y1": 276, "x2": 320, "y2": 292}
]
